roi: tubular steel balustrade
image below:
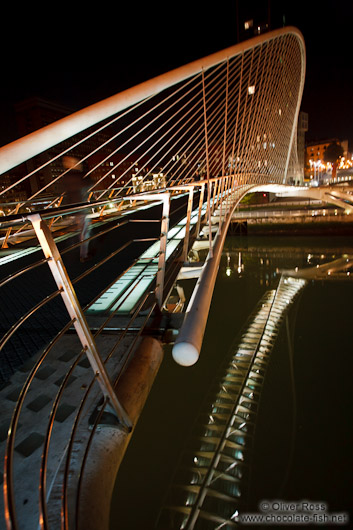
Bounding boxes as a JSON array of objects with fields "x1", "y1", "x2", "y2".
[
  {"x1": 0, "y1": 178, "x2": 233, "y2": 529},
  {"x1": 0, "y1": 190, "x2": 177, "y2": 527}
]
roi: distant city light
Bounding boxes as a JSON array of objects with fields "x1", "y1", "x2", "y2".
[
  {"x1": 338, "y1": 157, "x2": 353, "y2": 170},
  {"x1": 244, "y1": 19, "x2": 253, "y2": 30}
]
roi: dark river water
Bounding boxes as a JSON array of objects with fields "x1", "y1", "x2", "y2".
[{"x1": 110, "y1": 235, "x2": 353, "y2": 529}]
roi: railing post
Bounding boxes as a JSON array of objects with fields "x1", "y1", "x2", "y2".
[
  {"x1": 202, "y1": 69, "x2": 213, "y2": 257},
  {"x1": 1, "y1": 203, "x2": 20, "y2": 248},
  {"x1": 216, "y1": 177, "x2": 223, "y2": 210},
  {"x1": 28, "y1": 213, "x2": 132, "y2": 430},
  {"x1": 156, "y1": 193, "x2": 170, "y2": 307},
  {"x1": 227, "y1": 177, "x2": 231, "y2": 210},
  {"x1": 196, "y1": 183, "x2": 205, "y2": 237},
  {"x1": 182, "y1": 187, "x2": 194, "y2": 262},
  {"x1": 219, "y1": 176, "x2": 225, "y2": 225},
  {"x1": 224, "y1": 177, "x2": 229, "y2": 214},
  {"x1": 211, "y1": 178, "x2": 218, "y2": 215},
  {"x1": 231, "y1": 175, "x2": 235, "y2": 202},
  {"x1": 207, "y1": 181, "x2": 213, "y2": 257}
]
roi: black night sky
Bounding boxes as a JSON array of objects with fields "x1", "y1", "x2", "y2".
[{"x1": 1, "y1": 1, "x2": 352, "y2": 148}]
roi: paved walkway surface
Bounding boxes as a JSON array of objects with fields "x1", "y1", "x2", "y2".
[{"x1": 0, "y1": 330, "x2": 139, "y2": 530}]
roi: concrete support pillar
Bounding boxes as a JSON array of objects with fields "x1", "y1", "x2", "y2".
[{"x1": 77, "y1": 336, "x2": 164, "y2": 530}]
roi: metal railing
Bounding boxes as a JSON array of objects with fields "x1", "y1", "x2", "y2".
[
  {"x1": 0, "y1": 174, "x2": 241, "y2": 529},
  {"x1": 232, "y1": 207, "x2": 350, "y2": 220}
]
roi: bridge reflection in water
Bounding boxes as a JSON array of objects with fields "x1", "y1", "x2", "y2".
[{"x1": 110, "y1": 235, "x2": 353, "y2": 529}]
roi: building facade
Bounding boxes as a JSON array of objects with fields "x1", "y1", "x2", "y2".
[{"x1": 305, "y1": 138, "x2": 349, "y2": 184}]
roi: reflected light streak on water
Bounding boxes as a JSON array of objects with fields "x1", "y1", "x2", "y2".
[{"x1": 110, "y1": 235, "x2": 353, "y2": 529}]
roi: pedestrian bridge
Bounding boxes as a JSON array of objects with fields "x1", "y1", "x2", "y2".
[
  {"x1": 0, "y1": 26, "x2": 319, "y2": 529},
  {"x1": 253, "y1": 183, "x2": 353, "y2": 213}
]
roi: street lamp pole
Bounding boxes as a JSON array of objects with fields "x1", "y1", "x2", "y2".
[{"x1": 317, "y1": 160, "x2": 321, "y2": 184}]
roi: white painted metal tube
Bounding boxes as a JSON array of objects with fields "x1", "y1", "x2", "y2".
[
  {"x1": 172, "y1": 204, "x2": 236, "y2": 367},
  {"x1": 0, "y1": 27, "x2": 304, "y2": 176}
]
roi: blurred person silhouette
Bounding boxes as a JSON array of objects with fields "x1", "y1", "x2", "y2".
[{"x1": 61, "y1": 156, "x2": 93, "y2": 262}]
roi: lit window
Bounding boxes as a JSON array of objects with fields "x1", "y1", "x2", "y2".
[{"x1": 248, "y1": 85, "x2": 255, "y2": 95}]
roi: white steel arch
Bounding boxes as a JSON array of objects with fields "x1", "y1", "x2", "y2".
[{"x1": 0, "y1": 27, "x2": 305, "y2": 200}]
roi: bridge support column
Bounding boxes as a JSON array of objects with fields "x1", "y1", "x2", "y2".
[{"x1": 76, "y1": 336, "x2": 164, "y2": 530}]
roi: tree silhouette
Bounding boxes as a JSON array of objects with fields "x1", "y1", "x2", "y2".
[{"x1": 323, "y1": 142, "x2": 344, "y2": 179}]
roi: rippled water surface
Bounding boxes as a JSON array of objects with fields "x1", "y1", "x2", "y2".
[{"x1": 110, "y1": 235, "x2": 353, "y2": 529}]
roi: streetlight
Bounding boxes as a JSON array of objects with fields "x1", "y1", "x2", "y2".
[
  {"x1": 309, "y1": 159, "x2": 313, "y2": 180},
  {"x1": 316, "y1": 160, "x2": 321, "y2": 184}
]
